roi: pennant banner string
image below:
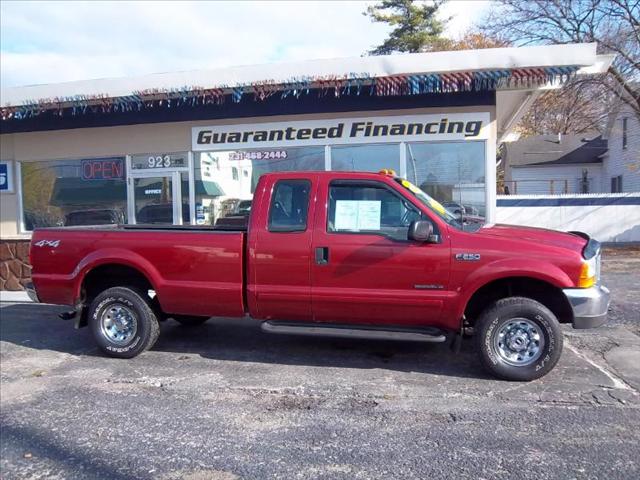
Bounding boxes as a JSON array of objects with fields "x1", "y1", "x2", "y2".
[{"x1": 1, "y1": 66, "x2": 580, "y2": 121}]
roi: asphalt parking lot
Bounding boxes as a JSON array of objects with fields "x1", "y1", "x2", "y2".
[{"x1": 1, "y1": 248, "x2": 639, "y2": 480}]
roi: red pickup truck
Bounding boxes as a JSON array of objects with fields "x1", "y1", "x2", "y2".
[{"x1": 27, "y1": 170, "x2": 610, "y2": 381}]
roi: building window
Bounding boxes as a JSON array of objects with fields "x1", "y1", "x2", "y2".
[
  {"x1": 196, "y1": 147, "x2": 324, "y2": 226},
  {"x1": 268, "y1": 179, "x2": 311, "y2": 232},
  {"x1": 331, "y1": 144, "x2": 400, "y2": 174},
  {"x1": 622, "y1": 118, "x2": 628, "y2": 150},
  {"x1": 243, "y1": 147, "x2": 325, "y2": 182},
  {"x1": 611, "y1": 175, "x2": 623, "y2": 193},
  {"x1": 405, "y1": 141, "x2": 486, "y2": 217},
  {"x1": 20, "y1": 158, "x2": 127, "y2": 230}
]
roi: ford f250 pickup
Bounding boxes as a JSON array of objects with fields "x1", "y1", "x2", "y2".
[{"x1": 27, "y1": 170, "x2": 610, "y2": 381}]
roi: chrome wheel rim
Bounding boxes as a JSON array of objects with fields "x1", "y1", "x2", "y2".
[
  {"x1": 493, "y1": 318, "x2": 544, "y2": 366},
  {"x1": 100, "y1": 304, "x2": 137, "y2": 345}
]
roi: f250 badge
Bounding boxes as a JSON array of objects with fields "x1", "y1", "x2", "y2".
[
  {"x1": 455, "y1": 253, "x2": 480, "y2": 261},
  {"x1": 33, "y1": 239, "x2": 61, "y2": 248}
]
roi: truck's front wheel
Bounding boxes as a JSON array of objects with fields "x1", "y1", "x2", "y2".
[
  {"x1": 475, "y1": 297, "x2": 563, "y2": 381},
  {"x1": 89, "y1": 287, "x2": 160, "y2": 358}
]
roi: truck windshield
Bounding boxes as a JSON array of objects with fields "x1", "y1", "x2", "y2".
[{"x1": 394, "y1": 178, "x2": 463, "y2": 228}]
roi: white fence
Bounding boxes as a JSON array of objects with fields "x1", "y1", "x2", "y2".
[{"x1": 495, "y1": 193, "x2": 640, "y2": 243}]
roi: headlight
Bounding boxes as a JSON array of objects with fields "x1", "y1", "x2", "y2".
[{"x1": 578, "y1": 255, "x2": 598, "y2": 288}]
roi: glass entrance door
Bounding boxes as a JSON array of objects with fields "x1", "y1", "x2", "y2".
[
  {"x1": 128, "y1": 172, "x2": 184, "y2": 224},
  {"x1": 134, "y1": 175, "x2": 173, "y2": 224},
  {"x1": 126, "y1": 153, "x2": 192, "y2": 225}
]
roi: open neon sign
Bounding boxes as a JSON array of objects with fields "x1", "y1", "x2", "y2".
[{"x1": 81, "y1": 158, "x2": 125, "y2": 180}]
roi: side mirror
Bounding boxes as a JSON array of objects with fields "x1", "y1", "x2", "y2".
[{"x1": 408, "y1": 220, "x2": 438, "y2": 243}]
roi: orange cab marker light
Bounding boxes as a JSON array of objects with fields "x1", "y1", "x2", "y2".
[{"x1": 378, "y1": 169, "x2": 397, "y2": 176}]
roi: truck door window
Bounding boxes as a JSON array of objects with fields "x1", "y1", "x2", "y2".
[
  {"x1": 268, "y1": 179, "x2": 311, "y2": 232},
  {"x1": 327, "y1": 183, "x2": 422, "y2": 241}
]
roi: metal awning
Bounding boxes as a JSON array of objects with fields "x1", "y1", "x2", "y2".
[
  {"x1": 1, "y1": 43, "x2": 612, "y2": 107},
  {"x1": 1, "y1": 43, "x2": 614, "y2": 142},
  {"x1": 49, "y1": 177, "x2": 224, "y2": 206},
  {"x1": 50, "y1": 178, "x2": 126, "y2": 206},
  {"x1": 195, "y1": 180, "x2": 225, "y2": 197}
]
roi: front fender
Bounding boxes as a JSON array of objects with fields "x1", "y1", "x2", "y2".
[{"x1": 453, "y1": 258, "x2": 575, "y2": 321}]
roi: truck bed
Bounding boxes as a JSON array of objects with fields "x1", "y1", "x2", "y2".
[{"x1": 30, "y1": 226, "x2": 246, "y2": 317}]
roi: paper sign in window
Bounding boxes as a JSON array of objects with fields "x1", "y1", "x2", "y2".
[{"x1": 334, "y1": 200, "x2": 381, "y2": 231}]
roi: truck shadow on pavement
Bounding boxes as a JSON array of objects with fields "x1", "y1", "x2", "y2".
[{"x1": 0, "y1": 304, "x2": 488, "y2": 380}]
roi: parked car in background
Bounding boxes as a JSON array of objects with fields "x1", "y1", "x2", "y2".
[
  {"x1": 443, "y1": 202, "x2": 479, "y2": 216},
  {"x1": 64, "y1": 209, "x2": 125, "y2": 227},
  {"x1": 236, "y1": 200, "x2": 252, "y2": 216},
  {"x1": 463, "y1": 204, "x2": 480, "y2": 216},
  {"x1": 136, "y1": 203, "x2": 190, "y2": 224},
  {"x1": 214, "y1": 214, "x2": 249, "y2": 230},
  {"x1": 443, "y1": 202, "x2": 464, "y2": 215},
  {"x1": 28, "y1": 170, "x2": 609, "y2": 381}
]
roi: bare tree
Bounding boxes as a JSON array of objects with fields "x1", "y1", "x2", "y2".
[
  {"x1": 435, "y1": 31, "x2": 511, "y2": 51},
  {"x1": 517, "y1": 78, "x2": 618, "y2": 135},
  {"x1": 481, "y1": 0, "x2": 639, "y2": 121}
]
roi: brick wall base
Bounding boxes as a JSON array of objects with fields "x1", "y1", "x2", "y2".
[{"x1": 0, "y1": 240, "x2": 32, "y2": 290}]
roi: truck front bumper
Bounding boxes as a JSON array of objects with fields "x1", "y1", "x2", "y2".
[
  {"x1": 563, "y1": 284, "x2": 610, "y2": 329},
  {"x1": 25, "y1": 282, "x2": 40, "y2": 303}
]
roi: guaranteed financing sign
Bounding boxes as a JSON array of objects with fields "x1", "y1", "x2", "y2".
[{"x1": 192, "y1": 113, "x2": 490, "y2": 151}]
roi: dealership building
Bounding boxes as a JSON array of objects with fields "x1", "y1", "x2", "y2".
[{"x1": 0, "y1": 43, "x2": 612, "y2": 290}]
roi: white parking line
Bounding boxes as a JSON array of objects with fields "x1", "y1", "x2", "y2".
[{"x1": 565, "y1": 339, "x2": 633, "y2": 391}]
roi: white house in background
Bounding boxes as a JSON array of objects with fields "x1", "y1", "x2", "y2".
[
  {"x1": 196, "y1": 151, "x2": 253, "y2": 224},
  {"x1": 200, "y1": 151, "x2": 253, "y2": 200},
  {"x1": 503, "y1": 133, "x2": 608, "y2": 195},
  {"x1": 602, "y1": 98, "x2": 640, "y2": 193}
]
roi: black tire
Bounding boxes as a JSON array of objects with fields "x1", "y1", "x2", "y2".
[
  {"x1": 172, "y1": 315, "x2": 209, "y2": 327},
  {"x1": 475, "y1": 297, "x2": 563, "y2": 381},
  {"x1": 89, "y1": 286, "x2": 160, "y2": 358}
]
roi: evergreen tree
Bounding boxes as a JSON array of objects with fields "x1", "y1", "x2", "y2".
[{"x1": 365, "y1": 0, "x2": 449, "y2": 55}]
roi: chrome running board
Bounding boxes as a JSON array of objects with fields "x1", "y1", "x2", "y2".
[{"x1": 261, "y1": 321, "x2": 447, "y2": 343}]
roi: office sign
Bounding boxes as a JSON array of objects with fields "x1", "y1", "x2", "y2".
[
  {"x1": 0, "y1": 161, "x2": 14, "y2": 193},
  {"x1": 192, "y1": 113, "x2": 490, "y2": 151}
]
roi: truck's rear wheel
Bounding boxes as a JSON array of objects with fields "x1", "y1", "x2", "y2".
[
  {"x1": 89, "y1": 287, "x2": 160, "y2": 358},
  {"x1": 475, "y1": 297, "x2": 563, "y2": 381}
]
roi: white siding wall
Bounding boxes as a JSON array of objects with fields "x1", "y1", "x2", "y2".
[
  {"x1": 496, "y1": 194, "x2": 640, "y2": 242},
  {"x1": 605, "y1": 105, "x2": 640, "y2": 192},
  {"x1": 509, "y1": 164, "x2": 603, "y2": 194}
]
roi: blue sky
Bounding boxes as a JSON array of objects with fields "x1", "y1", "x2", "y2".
[{"x1": 0, "y1": 1, "x2": 491, "y2": 89}]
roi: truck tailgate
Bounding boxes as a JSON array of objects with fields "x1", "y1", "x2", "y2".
[{"x1": 30, "y1": 227, "x2": 246, "y2": 317}]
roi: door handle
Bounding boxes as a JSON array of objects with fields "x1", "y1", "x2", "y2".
[{"x1": 315, "y1": 247, "x2": 329, "y2": 265}]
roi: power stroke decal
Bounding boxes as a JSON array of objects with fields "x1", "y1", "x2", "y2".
[{"x1": 192, "y1": 113, "x2": 490, "y2": 151}]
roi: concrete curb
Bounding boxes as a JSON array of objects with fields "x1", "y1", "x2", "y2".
[{"x1": 0, "y1": 291, "x2": 32, "y2": 303}]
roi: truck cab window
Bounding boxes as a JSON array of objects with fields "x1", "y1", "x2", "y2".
[
  {"x1": 268, "y1": 179, "x2": 311, "y2": 232},
  {"x1": 328, "y1": 183, "x2": 422, "y2": 240}
]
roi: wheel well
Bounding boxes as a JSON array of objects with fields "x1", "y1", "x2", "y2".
[
  {"x1": 81, "y1": 264, "x2": 154, "y2": 307},
  {"x1": 464, "y1": 277, "x2": 573, "y2": 326}
]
